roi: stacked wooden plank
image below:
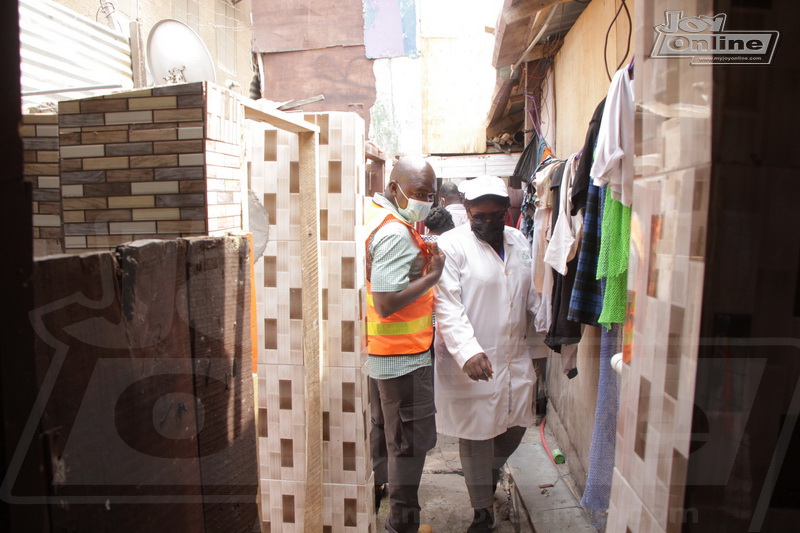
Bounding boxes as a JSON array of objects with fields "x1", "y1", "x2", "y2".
[
  {"x1": 20, "y1": 113, "x2": 62, "y2": 256},
  {"x1": 249, "y1": 112, "x2": 374, "y2": 532},
  {"x1": 55, "y1": 83, "x2": 211, "y2": 253}
]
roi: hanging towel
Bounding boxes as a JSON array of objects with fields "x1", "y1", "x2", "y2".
[
  {"x1": 597, "y1": 190, "x2": 631, "y2": 329},
  {"x1": 580, "y1": 323, "x2": 622, "y2": 530}
]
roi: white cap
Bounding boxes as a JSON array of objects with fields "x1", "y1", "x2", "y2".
[{"x1": 460, "y1": 175, "x2": 508, "y2": 201}]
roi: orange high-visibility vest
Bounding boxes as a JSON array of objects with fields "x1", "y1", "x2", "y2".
[{"x1": 365, "y1": 201, "x2": 434, "y2": 356}]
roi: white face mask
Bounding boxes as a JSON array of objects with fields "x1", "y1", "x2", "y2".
[{"x1": 395, "y1": 184, "x2": 433, "y2": 223}]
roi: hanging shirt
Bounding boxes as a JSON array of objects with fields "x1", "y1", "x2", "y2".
[
  {"x1": 433, "y1": 224, "x2": 537, "y2": 440},
  {"x1": 571, "y1": 98, "x2": 606, "y2": 216},
  {"x1": 544, "y1": 153, "x2": 584, "y2": 353},
  {"x1": 591, "y1": 68, "x2": 634, "y2": 207},
  {"x1": 530, "y1": 161, "x2": 561, "y2": 333},
  {"x1": 544, "y1": 152, "x2": 583, "y2": 276}
]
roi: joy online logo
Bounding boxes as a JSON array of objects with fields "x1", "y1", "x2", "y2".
[{"x1": 651, "y1": 11, "x2": 779, "y2": 65}]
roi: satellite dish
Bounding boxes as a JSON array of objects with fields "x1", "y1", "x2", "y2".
[{"x1": 146, "y1": 19, "x2": 216, "y2": 85}]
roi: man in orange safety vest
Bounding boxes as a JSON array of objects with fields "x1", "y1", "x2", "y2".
[{"x1": 365, "y1": 156, "x2": 445, "y2": 533}]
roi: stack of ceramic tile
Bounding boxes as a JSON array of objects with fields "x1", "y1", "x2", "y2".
[
  {"x1": 205, "y1": 84, "x2": 246, "y2": 236},
  {"x1": 20, "y1": 114, "x2": 62, "y2": 257},
  {"x1": 249, "y1": 112, "x2": 375, "y2": 532},
  {"x1": 55, "y1": 82, "x2": 221, "y2": 253}
]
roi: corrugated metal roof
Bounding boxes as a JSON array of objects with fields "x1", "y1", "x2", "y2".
[{"x1": 19, "y1": 0, "x2": 133, "y2": 111}]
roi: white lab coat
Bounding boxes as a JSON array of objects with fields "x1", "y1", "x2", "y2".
[{"x1": 433, "y1": 224, "x2": 537, "y2": 440}]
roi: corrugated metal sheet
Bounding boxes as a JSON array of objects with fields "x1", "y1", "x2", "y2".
[{"x1": 20, "y1": 0, "x2": 133, "y2": 111}]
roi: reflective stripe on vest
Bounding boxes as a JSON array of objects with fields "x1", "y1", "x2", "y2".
[{"x1": 364, "y1": 201, "x2": 434, "y2": 356}]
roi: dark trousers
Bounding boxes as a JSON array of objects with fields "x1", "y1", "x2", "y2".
[
  {"x1": 459, "y1": 426, "x2": 527, "y2": 509},
  {"x1": 370, "y1": 365, "x2": 437, "y2": 533}
]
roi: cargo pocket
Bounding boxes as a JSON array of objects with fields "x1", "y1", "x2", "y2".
[{"x1": 398, "y1": 399, "x2": 437, "y2": 456}]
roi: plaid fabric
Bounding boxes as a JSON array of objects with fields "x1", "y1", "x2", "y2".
[{"x1": 567, "y1": 184, "x2": 605, "y2": 325}]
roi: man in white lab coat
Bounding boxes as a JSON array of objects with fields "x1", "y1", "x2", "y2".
[{"x1": 433, "y1": 175, "x2": 537, "y2": 532}]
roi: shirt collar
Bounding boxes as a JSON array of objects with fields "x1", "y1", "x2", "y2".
[{"x1": 372, "y1": 193, "x2": 412, "y2": 224}]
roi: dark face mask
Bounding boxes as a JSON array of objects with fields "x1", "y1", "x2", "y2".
[{"x1": 471, "y1": 219, "x2": 505, "y2": 244}]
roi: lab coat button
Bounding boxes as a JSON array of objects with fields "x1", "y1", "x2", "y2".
[{"x1": 509, "y1": 301, "x2": 514, "y2": 308}]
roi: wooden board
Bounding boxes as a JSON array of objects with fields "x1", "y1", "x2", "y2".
[
  {"x1": 32, "y1": 242, "x2": 205, "y2": 532},
  {"x1": 252, "y1": 0, "x2": 364, "y2": 53},
  {"x1": 186, "y1": 236, "x2": 259, "y2": 532},
  {"x1": 260, "y1": 47, "x2": 375, "y2": 132},
  {"x1": 298, "y1": 130, "x2": 324, "y2": 532}
]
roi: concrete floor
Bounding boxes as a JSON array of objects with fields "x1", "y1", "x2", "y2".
[{"x1": 376, "y1": 431, "x2": 539, "y2": 533}]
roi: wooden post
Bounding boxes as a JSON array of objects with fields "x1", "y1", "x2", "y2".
[
  {"x1": 523, "y1": 61, "x2": 531, "y2": 148},
  {"x1": 298, "y1": 130, "x2": 323, "y2": 532},
  {"x1": 0, "y1": 0, "x2": 48, "y2": 529}
]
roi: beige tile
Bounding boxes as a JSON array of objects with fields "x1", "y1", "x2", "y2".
[
  {"x1": 127, "y1": 96, "x2": 178, "y2": 110},
  {"x1": 62, "y1": 210, "x2": 85, "y2": 223},
  {"x1": 130, "y1": 181, "x2": 179, "y2": 195},
  {"x1": 104, "y1": 110, "x2": 154, "y2": 125},
  {"x1": 58, "y1": 101, "x2": 81, "y2": 114},
  {"x1": 178, "y1": 126, "x2": 204, "y2": 140},
  {"x1": 87, "y1": 235, "x2": 135, "y2": 247},
  {"x1": 33, "y1": 214, "x2": 61, "y2": 227},
  {"x1": 38, "y1": 151, "x2": 59, "y2": 163},
  {"x1": 109, "y1": 221, "x2": 157, "y2": 234},
  {"x1": 109, "y1": 88, "x2": 152, "y2": 98},
  {"x1": 60, "y1": 144, "x2": 105, "y2": 159},
  {"x1": 64, "y1": 236, "x2": 86, "y2": 248},
  {"x1": 131, "y1": 208, "x2": 181, "y2": 221},
  {"x1": 108, "y1": 195, "x2": 155, "y2": 208},
  {"x1": 18, "y1": 124, "x2": 36, "y2": 136},
  {"x1": 23, "y1": 114, "x2": 59, "y2": 125},
  {"x1": 179, "y1": 153, "x2": 205, "y2": 166},
  {"x1": 36, "y1": 125, "x2": 59, "y2": 137},
  {"x1": 38, "y1": 176, "x2": 60, "y2": 188},
  {"x1": 62, "y1": 184, "x2": 84, "y2": 197},
  {"x1": 83, "y1": 156, "x2": 129, "y2": 170}
]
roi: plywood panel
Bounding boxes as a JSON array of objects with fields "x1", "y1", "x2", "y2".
[
  {"x1": 553, "y1": 0, "x2": 634, "y2": 156},
  {"x1": 32, "y1": 242, "x2": 205, "y2": 532},
  {"x1": 260, "y1": 47, "x2": 375, "y2": 132},
  {"x1": 252, "y1": 0, "x2": 364, "y2": 53}
]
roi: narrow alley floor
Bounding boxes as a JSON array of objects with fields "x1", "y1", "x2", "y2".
[{"x1": 376, "y1": 420, "x2": 591, "y2": 532}]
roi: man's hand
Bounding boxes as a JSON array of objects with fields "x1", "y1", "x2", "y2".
[
  {"x1": 463, "y1": 352, "x2": 493, "y2": 382},
  {"x1": 427, "y1": 242, "x2": 445, "y2": 280}
]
